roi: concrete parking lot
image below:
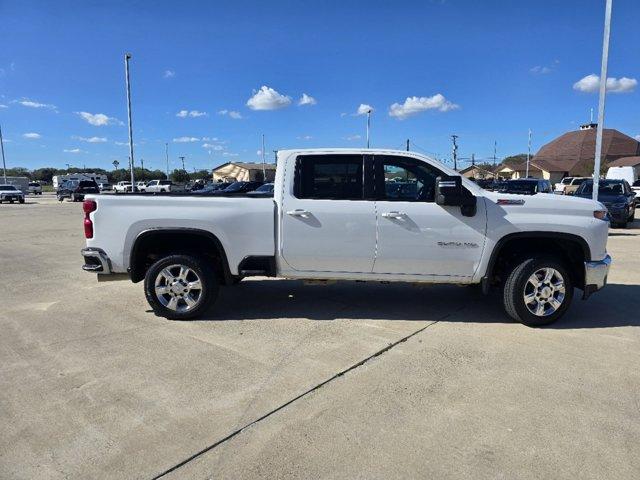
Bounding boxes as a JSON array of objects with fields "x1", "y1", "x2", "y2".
[{"x1": 1, "y1": 193, "x2": 639, "y2": 479}]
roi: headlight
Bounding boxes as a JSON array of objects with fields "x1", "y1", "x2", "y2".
[{"x1": 593, "y1": 210, "x2": 609, "y2": 220}]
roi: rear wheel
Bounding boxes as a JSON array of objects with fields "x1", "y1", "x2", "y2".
[
  {"x1": 19, "y1": 197, "x2": 25, "y2": 204},
  {"x1": 144, "y1": 254, "x2": 218, "y2": 320},
  {"x1": 503, "y1": 256, "x2": 573, "y2": 327}
]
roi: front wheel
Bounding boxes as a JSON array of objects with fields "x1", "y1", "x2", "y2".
[
  {"x1": 503, "y1": 256, "x2": 573, "y2": 327},
  {"x1": 144, "y1": 254, "x2": 218, "y2": 320}
]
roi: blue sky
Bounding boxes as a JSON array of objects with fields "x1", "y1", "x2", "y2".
[{"x1": 1, "y1": 0, "x2": 639, "y2": 172}]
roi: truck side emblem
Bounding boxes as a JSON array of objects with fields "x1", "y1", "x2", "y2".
[
  {"x1": 497, "y1": 199, "x2": 526, "y2": 205},
  {"x1": 437, "y1": 241, "x2": 479, "y2": 248}
]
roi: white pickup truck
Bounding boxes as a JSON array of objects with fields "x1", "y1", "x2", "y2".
[{"x1": 81, "y1": 149, "x2": 611, "y2": 326}]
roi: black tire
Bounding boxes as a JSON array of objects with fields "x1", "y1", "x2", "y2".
[
  {"x1": 144, "y1": 254, "x2": 218, "y2": 320},
  {"x1": 19, "y1": 197, "x2": 25, "y2": 204},
  {"x1": 9, "y1": 199, "x2": 14, "y2": 204},
  {"x1": 629, "y1": 208, "x2": 635, "y2": 222},
  {"x1": 503, "y1": 256, "x2": 573, "y2": 327}
]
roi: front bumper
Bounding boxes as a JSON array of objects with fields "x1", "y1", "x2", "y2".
[
  {"x1": 606, "y1": 208, "x2": 627, "y2": 223},
  {"x1": 583, "y1": 254, "x2": 612, "y2": 299},
  {"x1": 81, "y1": 247, "x2": 112, "y2": 273}
]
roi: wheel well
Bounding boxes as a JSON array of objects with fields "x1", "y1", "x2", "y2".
[
  {"x1": 129, "y1": 229, "x2": 231, "y2": 284},
  {"x1": 487, "y1": 234, "x2": 588, "y2": 290}
]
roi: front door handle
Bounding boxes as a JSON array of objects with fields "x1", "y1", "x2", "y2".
[
  {"x1": 381, "y1": 211, "x2": 406, "y2": 219},
  {"x1": 286, "y1": 209, "x2": 310, "y2": 218}
]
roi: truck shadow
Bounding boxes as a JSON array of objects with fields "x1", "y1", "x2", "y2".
[{"x1": 194, "y1": 280, "x2": 640, "y2": 329}]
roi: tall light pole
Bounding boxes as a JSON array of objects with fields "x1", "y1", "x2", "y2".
[
  {"x1": 165, "y1": 142, "x2": 169, "y2": 179},
  {"x1": 526, "y1": 129, "x2": 532, "y2": 177},
  {"x1": 261, "y1": 134, "x2": 266, "y2": 181},
  {"x1": 593, "y1": 0, "x2": 613, "y2": 202},
  {"x1": 179, "y1": 156, "x2": 186, "y2": 172},
  {"x1": 366, "y1": 110, "x2": 371, "y2": 148},
  {"x1": 124, "y1": 53, "x2": 136, "y2": 189},
  {"x1": 0, "y1": 125, "x2": 7, "y2": 183}
]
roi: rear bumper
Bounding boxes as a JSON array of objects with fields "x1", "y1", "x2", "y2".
[
  {"x1": 583, "y1": 254, "x2": 612, "y2": 299},
  {"x1": 81, "y1": 247, "x2": 112, "y2": 273}
]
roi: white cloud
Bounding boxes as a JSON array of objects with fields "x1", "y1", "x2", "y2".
[
  {"x1": 73, "y1": 135, "x2": 107, "y2": 143},
  {"x1": 297, "y1": 135, "x2": 313, "y2": 140},
  {"x1": 389, "y1": 94, "x2": 459, "y2": 119},
  {"x1": 218, "y1": 109, "x2": 243, "y2": 119},
  {"x1": 530, "y1": 65, "x2": 551, "y2": 75},
  {"x1": 22, "y1": 132, "x2": 41, "y2": 139},
  {"x1": 256, "y1": 150, "x2": 263, "y2": 156},
  {"x1": 246, "y1": 86, "x2": 292, "y2": 110},
  {"x1": 202, "y1": 143, "x2": 224, "y2": 150},
  {"x1": 75, "y1": 111, "x2": 123, "y2": 126},
  {"x1": 63, "y1": 148, "x2": 84, "y2": 153},
  {"x1": 176, "y1": 109, "x2": 208, "y2": 118},
  {"x1": 346, "y1": 134, "x2": 362, "y2": 141},
  {"x1": 202, "y1": 136, "x2": 220, "y2": 142},
  {"x1": 298, "y1": 93, "x2": 317, "y2": 106},
  {"x1": 356, "y1": 104, "x2": 374, "y2": 116},
  {"x1": 18, "y1": 99, "x2": 57, "y2": 110},
  {"x1": 173, "y1": 136, "x2": 200, "y2": 143},
  {"x1": 573, "y1": 74, "x2": 637, "y2": 94},
  {"x1": 164, "y1": 70, "x2": 175, "y2": 78},
  {"x1": 0, "y1": 104, "x2": 8, "y2": 109},
  {"x1": 222, "y1": 152, "x2": 239, "y2": 157}
]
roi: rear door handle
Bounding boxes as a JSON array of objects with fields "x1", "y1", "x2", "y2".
[
  {"x1": 381, "y1": 211, "x2": 406, "y2": 219},
  {"x1": 286, "y1": 209, "x2": 310, "y2": 217}
]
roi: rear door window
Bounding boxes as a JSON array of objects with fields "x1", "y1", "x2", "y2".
[{"x1": 294, "y1": 155, "x2": 364, "y2": 200}]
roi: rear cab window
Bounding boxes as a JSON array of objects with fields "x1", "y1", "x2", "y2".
[{"x1": 294, "y1": 155, "x2": 364, "y2": 200}]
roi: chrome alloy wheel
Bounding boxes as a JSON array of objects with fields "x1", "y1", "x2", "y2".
[
  {"x1": 523, "y1": 267, "x2": 566, "y2": 317},
  {"x1": 154, "y1": 264, "x2": 203, "y2": 312}
]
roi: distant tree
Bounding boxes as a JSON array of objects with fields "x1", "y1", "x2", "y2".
[
  {"x1": 501, "y1": 154, "x2": 530, "y2": 167},
  {"x1": 170, "y1": 169, "x2": 190, "y2": 183},
  {"x1": 5, "y1": 167, "x2": 32, "y2": 178},
  {"x1": 32, "y1": 167, "x2": 58, "y2": 183},
  {"x1": 193, "y1": 169, "x2": 211, "y2": 181}
]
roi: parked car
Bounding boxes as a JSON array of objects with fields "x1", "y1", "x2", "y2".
[
  {"x1": 213, "y1": 181, "x2": 264, "y2": 195},
  {"x1": 135, "y1": 181, "x2": 148, "y2": 192},
  {"x1": 192, "y1": 182, "x2": 233, "y2": 195},
  {"x1": 498, "y1": 179, "x2": 552, "y2": 195},
  {"x1": 57, "y1": 179, "x2": 100, "y2": 202},
  {"x1": 114, "y1": 181, "x2": 133, "y2": 194},
  {"x1": 560, "y1": 177, "x2": 589, "y2": 195},
  {"x1": 145, "y1": 179, "x2": 180, "y2": 193},
  {"x1": 28, "y1": 182, "x2": 43, "y2": 195},
  {"x1": 81, "y1": 148, "x2": 611, "y2": 327},
  {"x1": 0, "y1": 184, "x2": 26, "y2": 204},
  {"x1": 632, "y1": 180, "x2": 640, "y2": 205},
  {"x1": 247, "y1": 183, "x2": 275, "y2": 197},
  {"x1": 574, "y1": 179, "x2": 636, "y2": 228},
  {"x1": 554, "y1": 177, "x2": 573, "y2": 194},
  {"x1": 98, "y1": 182, "x2": 113, "y2": 192}
]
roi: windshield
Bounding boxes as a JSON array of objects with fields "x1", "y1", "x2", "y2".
[
  {"x1": 1, "y1": 185, "x2": 17, "y2": 191},
  {"x1": 561, "y1": 178, "x2": 573, "y2": 184},
  {"x1": 500, "y1": 181, "x2": 537, "y2": 194},
  {"x1": 254, "y1": 183, "x2": 274, "y2": 192},
  {"x1": 224, "y1": 182, "x2": 246, "y2": 192},
  {"x1": 577, "y1": 181, "x2": 624, "y2": 195},
  {"x1": 633, "y1": 180, "x2": 640, "y2": 187}
]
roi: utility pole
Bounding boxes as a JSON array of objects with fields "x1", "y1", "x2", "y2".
[
  {"x1": 0, "y1": 125, "x2": 7, "y2": 183},
  {"x1": 179, "y1": 156, "x2": 185, "y2": 172},
  {"x1": 165, "y1": 142, "x2": 169, "y2": 179},
  {"x1": 406, "y1": 139, "x2": 410, "y2": 151},
  {"x1": 493, "y1": 140, "x2": 497, "y2": 166},
  {"x1": 471, "y1": 153, "x2": 475, "y2": 166},
  {"x1": 124, "y1": 53, "x2": 136, "y2": 188},
  {"x1": 451, "y1": 135, "x2": 459, "y2": 171},
  {"x1": 140, "y1": 158, "x2": 144, "y2": 180},
  {"x1": 593, "y1": 0, "x2": 613, "y2": 202},
  {"x1": 526, "y1": 129, "x2": 532, "y2": 177},
  {"x1": 261, "y1": 134, "x2": 266, "y2": 181},
  {"x1": 366, "y1": 109, "x2": 371, "y2": 148}
]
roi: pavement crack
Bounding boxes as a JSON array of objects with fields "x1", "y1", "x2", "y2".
[{"x1": 151, "y1": 309, "x2": 460, "y2": 479}]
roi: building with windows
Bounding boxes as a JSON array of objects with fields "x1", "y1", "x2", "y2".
[{"x1": 212, "y1": 162, "x2": 276, "y2": 182}]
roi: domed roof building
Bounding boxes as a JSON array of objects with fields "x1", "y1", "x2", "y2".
[{"x1": 498, "y1": 123, "x2": 640, "y2": 182}]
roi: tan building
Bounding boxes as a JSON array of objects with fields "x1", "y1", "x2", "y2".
[
  {"x1": 497, "y1": 159, "x2": 570, "y2": 184},
  {"x1": 459, "y1": 165, "x2": 497, "y2": 180},
  {"x1": 212, "y1": 162, "x2": 276, "y2": 182}
]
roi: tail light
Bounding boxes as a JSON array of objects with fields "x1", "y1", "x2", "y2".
[{"x1": 83, "y1": 200, "x2": 97, "y2": 238}]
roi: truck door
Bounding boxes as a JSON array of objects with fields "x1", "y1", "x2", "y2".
[
  {"x1": 371, "y1": 155, "x2": 487, "y2": 278},
  {"x1": 280, "y1": 154, "x2": 377, "y2": 273}
]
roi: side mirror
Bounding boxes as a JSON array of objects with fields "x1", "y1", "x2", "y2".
[{"x1": 435, "y1": 175, "x2": 477, "y2": 217}]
